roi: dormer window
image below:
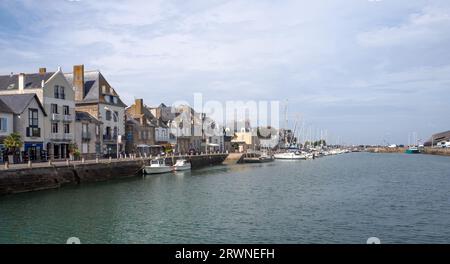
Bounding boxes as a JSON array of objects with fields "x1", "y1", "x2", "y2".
[
  {"x1": 113, "y1": 96, "x2": 118, "y2": 104},
  {"x1": 105, "y1": 95, "x2": 111, "y2": 103}
]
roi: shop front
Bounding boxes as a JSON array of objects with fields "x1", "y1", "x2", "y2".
[{"x1": 24, "y1": 142, "x2": 44, "y2": 161}]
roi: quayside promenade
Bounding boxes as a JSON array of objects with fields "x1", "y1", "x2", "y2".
[{"x1": 0, "y1": 153, "x2": 228, "y2": 195}]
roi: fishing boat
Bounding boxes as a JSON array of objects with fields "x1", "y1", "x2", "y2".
[
  {"x1": 144, "y1": 158, "x2": 173, "y2": 174},
  {"x1": 173, "y1": 159, "x2": 191, "y2": 171},
  {"x1": 405, "y1": 146, "x2": 420, "y2": 154}
]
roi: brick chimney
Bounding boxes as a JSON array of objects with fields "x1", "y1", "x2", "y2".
[
  {"x1": 135, "y1": 99, "x2": 144, "y2": 115},
  {"x1": 18, "y1": 73, "x2": 25, "y2": 92},
  {"x1": 73, "y1": 65, "x2": 85, "y2": 101},
  {"x1": 135, "y1": 99, "x2": 145, "y2": 125},
  {"x1": 39, "y1": 68, "x2": 46, "y2": 75}
]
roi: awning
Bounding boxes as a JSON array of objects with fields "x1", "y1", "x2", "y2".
[{"x1": 137, "y1": 144, "x2": 150, "y2": 148}]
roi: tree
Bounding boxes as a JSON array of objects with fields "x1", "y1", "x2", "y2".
[{"x1": 4, "y1": 132, "x2": 23, "y2": 154}]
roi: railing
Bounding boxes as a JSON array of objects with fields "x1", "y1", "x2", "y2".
[
  {"x1": 82, "y1": 131, "x2": 91, "y2": 140},
  {"x1": 50, "y1": 133, "x2": 62, "y2": 140},
  {"x1": 51, "y1": 114, "x2": 61, "y2": 121},
  {"x1": 63, "y1": 115, "x2": 73, "y2": 122},
  {"x1": 26, "y1": 127, "x2": 41, "y2": 137},
  {"x1": 63, "y1": 133, "x2": 73, "y2": 141},
  {"x1": 103, "y1": 134, "x2": 117, "y2": 141}
]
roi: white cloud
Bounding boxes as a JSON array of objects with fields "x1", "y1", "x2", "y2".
[{"x1": 357, "y1": 6, "x2": 450, "y2": 47}]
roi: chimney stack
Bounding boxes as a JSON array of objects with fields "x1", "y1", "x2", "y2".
[
  {"x1": 39, "y1": 68, "x2": 46, "y2": 75},
  {"x1": 73, "y1": 65, "x2": 85, "y2": 101},
  {"x1": 18, "y1": 73, "x2": 25, "y2": 92},
  {"x1": 135, "y1": 99, "x2": 145, "y2": 125},
  {"x1": 135, "y1": 99, "x2": 144, "y2": 115}
]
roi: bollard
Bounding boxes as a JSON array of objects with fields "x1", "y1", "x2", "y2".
[
  {"x1": 81, "y1": 158, "x2": 85, "y2": 164},
  {"x1": 48, "y1": 160, "x2": 52, "y2": 166},
  {"x1": 109, "y1": 157, "x2": 112, "y2": 162},
  {"x1": 96, "y1": 157, "x2": 99, "y2": 163},
  {"x1": 4, "y1": 161, "x2": 9, "y2": 169},
  {"x1": 66, "y1": 159, "x2": 70, "y2": 166},
  {"x1": 28, "y1": 160, "x2": 32, "y2": 168}
]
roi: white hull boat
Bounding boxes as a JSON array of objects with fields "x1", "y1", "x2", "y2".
[
  {"x1": 173, "y1": 159, "x2": 192, "y2": 171},
  {"x1": 144, "y1": 158, "x2": 173, "y2": 174},
  {"x1": 274, "y1": 152, "x2": 306, "y2": 160}
]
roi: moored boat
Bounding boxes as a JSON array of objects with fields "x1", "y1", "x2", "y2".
[
  {"x1": 405, "y1": 146, "x2": 420, "y2": 154},
  {"x1": 144, "y1": 158, "x2": 173, "y2": 174},
  {"x1": 173, "y1": 159, "x2": 192, "y2": 171},
  {"x1": 274, "y1": 152, "x2": 306, "y2": 160}
]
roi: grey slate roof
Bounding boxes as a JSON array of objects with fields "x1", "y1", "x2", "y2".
[
  {"x1": 0, "y1": 98, "x2": 13, "y2": 113},
  {"x1": 64, "y1": 70, "x2": 127, "y2": 107},
  {"x1": 0, "y1": 72, "x2": 55, "y2": 91},
  {"x1": 0, "y1": 94, "x2": 46, "y2": 115},
  {"x1": 75, "y1": 111, "x2": 102, "y2": 124}
]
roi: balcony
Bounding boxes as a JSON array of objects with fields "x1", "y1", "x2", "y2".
[
  {"x1": 103, "y1": 134, "x2": 117, "y2": 141},
  {"x1": 51, "y1": 114, "x2": 61, "y2": 121},
  {"x1": 50, "y1": 133, "x2": 62, "y2": 140},
  {"x1": 63, "y1": 133, "x2": 73, "y2": 141},
  {"x1": 26, "y1": 127, "x2": 41, "y2": 137},
  {"x1": 63, "y1": 115, "x2": 73, "y2": 122},
  {"x1": 82, "y1": 131, "x2": 91, "y2": 140}
]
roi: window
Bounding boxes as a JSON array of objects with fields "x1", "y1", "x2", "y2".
[
  {"x1": 54, "y1": 85, "x2": 59, "y2": 98},
  {"x1": 113, "y1": 97, "x2": 118, "y2": 104},
  {"x1": 51, "y1": 104, "x2": 58, "y2": 114},
  {"x1": 63, "y1": 105, "x2": 70, "y2": 115},
  {"x1": 105, "y1": 110, "x2": 111, "y2": 121},
  {"x1": 82, "y1": 143, "x2": 88, "y2": 154},
  {"x1": 105, "y1": 127, "x2": 111, "y2": 137},
  {"x1": 0, "y1": 118, "x2": 7, "y2": 132},
  {"x1": 82, "y1": 124, "x2": 88, "y2": 134},
  {"x1": 52, "y1": 122, "x2": 59, "y2": 133},
  {"x1": 113, "y1": 127, "x2": 118, "y2": 137},
  {"x1": 64, "y1": 123, "x2": 70, "y2": 134},
  {"x1": 113, "y1": 111, "x2": 119, "y2": 122},
  {"x1": 105, "y1": 95, "x2": 110, "y2": 103},
  {"x1": 28, "y1": 109, "x2": 38, "y2": 127},
  {"x1": 60, "y1": 86, "x2": 65, "y2": 100}
]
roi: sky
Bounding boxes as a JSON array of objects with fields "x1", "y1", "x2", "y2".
[{"x1": 0, "y1": 0, "x2": 449, "y2": 145}]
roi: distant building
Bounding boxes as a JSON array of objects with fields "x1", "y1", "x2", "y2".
[
  {"x1": 0, "y1": 94, "x2": 47, "y2": 161},
  {"x1": 75, "y1": 111, "x2": 103, "y2": 159},
  {"x1": 148, "y1": 103, "x2": 176, "y2": 148},
  {"x1": 125, "y1": 99, "x2": 156, "y2": 156},
  {"x1": 232, "y1": 130, "x2": 260, "y2": 153},
  {"x1": 424, "y1": 130, "x2": 450, "y2": 146}
]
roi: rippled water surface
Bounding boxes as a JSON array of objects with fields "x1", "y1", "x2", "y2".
[{"x1": 1, "y1": 152, "x2": 449, "y2": 244}]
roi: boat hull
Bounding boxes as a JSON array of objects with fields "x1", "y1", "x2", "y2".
[
  {"x1": 174, "y1": 164, "x2": 191, "y2": 171},
  {"x1": 144, "y1": 166, "x2": 173, "y2": 174},
  {"x1": 274, "y1": 153, "x2": 306, "y2": 160}
]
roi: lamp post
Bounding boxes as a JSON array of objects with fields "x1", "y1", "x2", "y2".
[
  {"x1": 201, "y1": 113, "x2": 206, "y2": 154},
  {"x1": 104, "y1": 106, "x2": 119, "y2": 159}
]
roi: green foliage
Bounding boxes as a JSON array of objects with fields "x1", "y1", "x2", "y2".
[{"x1": 4, "y1": 132, "x2": 23, "y2": 152}]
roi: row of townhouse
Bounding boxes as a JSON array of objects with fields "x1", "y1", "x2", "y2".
[
  {"x1": 125, "y1": 99, "x2": 232, "y2": 156},
  {"x1": 0, "y1": 64, "x2": 231, "y2": 162}
]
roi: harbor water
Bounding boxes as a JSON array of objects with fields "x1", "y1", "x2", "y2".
[{"x1": 0, "y1": 152, "x2": 449, "y2": 244}]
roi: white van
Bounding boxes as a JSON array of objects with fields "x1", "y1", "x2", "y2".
[{"x1": 437, "y1": 141, "x2": 450, "y2": 148}]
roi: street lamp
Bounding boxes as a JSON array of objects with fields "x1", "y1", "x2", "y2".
[{"x1": 104, "y1": 106, "x2": 119, "y2": 159}]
